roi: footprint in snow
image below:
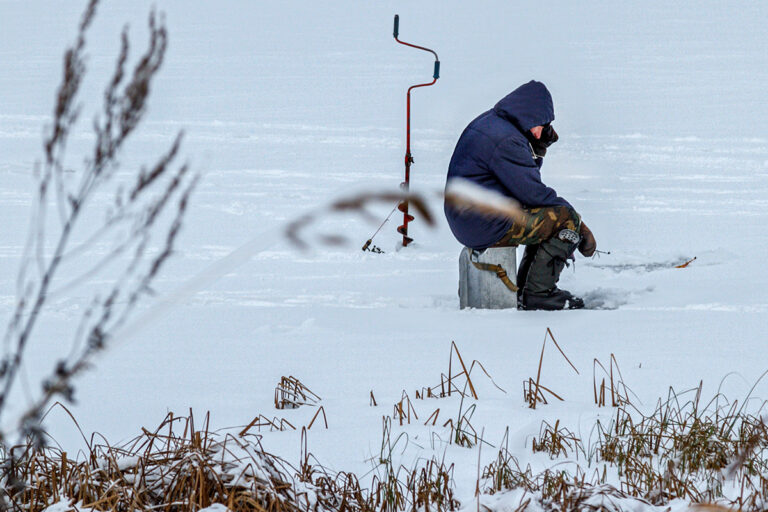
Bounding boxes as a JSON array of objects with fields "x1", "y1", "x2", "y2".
[{"x1": 581, "y1": 286, "x2": 654, "y2": 310}]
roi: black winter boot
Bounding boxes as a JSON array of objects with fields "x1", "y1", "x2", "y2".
[
  {"x1": 519, "y1": 233, "x2": 585, "y2": 311},
  {"x1": 516, "y1": 244, "x2": 539, "y2": 302},
  {"x1": 520, "y1": 288, "x2": 585, "y2": 310}
]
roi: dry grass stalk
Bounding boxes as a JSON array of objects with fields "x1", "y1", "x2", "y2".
[
  {"x1": 421, "y1": 342, "x2": 506, "y2": 401},
  {"x1": 531, "y1": 420, "x2": 584, "y2": 460},
  {"x1": 526, "y1": 328, "x2": 579, "y2": 410},
  {"x1": 444, "y1": 178, "x2": 529, "y2": 228},
  {"x1": 424, "y1": 408, "x2": 441, "y2": 427},
  {"x1": 239, "y1": 415, "x2": 296, "y2": 436},
  {"x1": 307, "y1": 406, "x2": 328, "y2": 430},
  {"x1": 285, "y1": 177, "x2": 531, "y2": 254},
  {"x1": 393, "y1": 391, "x2": 418, "y2": 426},
  {"x1": 407, "y1": 458, "x2": 459, "y2": 512},
  {"x1": 274, "y1": 376, "x2": 320, "y2": 410},
  {"x1": 415, "y1": 388, "x2": 435, "y2": 399},
  {"x1": 523, "y1": 378, "x2": 566, "y2": 408},
  {"x1": 443, "y1": 394, "x2": 483, "y2": 449},
  {"x1": 448, "y1": 341, "x2": 478, "y2": 399},
  {"x1": 593, "y1": 354, "x2": 633, "y2": 408},
  {"x1": 285, "y1": 191, "x2": 434, "y2": 250}
]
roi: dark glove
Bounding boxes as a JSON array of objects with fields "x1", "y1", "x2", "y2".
[
  {"x1": 528, "y1": 123, "x2": 559, "y2": 159},
  {"x1": 579, "y1": 222, "x2": 597, "y2": 257},
  {"x1": 540, "y1": 123, "x2": 559, "y2": 145}
]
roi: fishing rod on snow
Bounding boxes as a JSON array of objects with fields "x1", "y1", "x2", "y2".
[{"x1": 362, "y1": 14, "x2": 440, "y2": 252}]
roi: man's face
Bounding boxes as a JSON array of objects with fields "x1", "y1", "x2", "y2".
[{"x1": 530, "y1": 126, "x2": 544, "y2": 139}]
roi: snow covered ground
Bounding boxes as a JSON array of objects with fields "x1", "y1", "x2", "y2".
[{"x1": 1, "y1": 1, "x2": 768, "y2": 509}]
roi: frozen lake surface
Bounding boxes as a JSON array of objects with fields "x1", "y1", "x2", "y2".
[{"x1": 1, "y1": 1, "x2": 767, "y2": 509}]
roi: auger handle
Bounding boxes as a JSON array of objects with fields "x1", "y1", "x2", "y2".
[
  {"x1": 393, "y1": 15, "x2": 399, "y2": 38},
  {"x1": 433, "y1": 61, "x2": 440, "y2": 79}
]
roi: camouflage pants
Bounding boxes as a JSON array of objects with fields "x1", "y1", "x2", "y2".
[{"x1": 493, "y1": 206, "x2": 581, "y2": 247}]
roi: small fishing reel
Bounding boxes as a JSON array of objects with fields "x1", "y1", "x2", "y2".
[{"x1": 361, "y1": 239, "x2": 385, "y2": 254}]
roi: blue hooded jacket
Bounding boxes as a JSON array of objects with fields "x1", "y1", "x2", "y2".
[{"x1": 444, "y1": 81, "x2": 571, "y2": 249}]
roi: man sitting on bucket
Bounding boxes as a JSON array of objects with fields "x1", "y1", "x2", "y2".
[{"x1": 444, "y1": 80, "x2": 597, "y2": 311}]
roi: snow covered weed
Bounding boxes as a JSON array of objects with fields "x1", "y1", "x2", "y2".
[
  {"x1": 275, "y1": 376, "x2": 322, "y2": 410},
  {"x1": 0, "y1": 408, "x2": 460, "y2": 512},
  {"x1": 0, "y1": 343, "x2": 488, "y2": 512},
  {"x1": 531, "y1": 420, "x2": 584, "y2": 460},
  {"x1": 1, "y1": 410, "x2": 301, "y2": 511},
  {"x1": 4, "y1": 344, "x2": 768, "y2": 512},
  {"x1": 482, "y1": 381, "x2": 768, "y2": 511}
]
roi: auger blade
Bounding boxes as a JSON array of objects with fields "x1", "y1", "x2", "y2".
[
  {"x1": 397, "y1": 202, "x2": 414, "y2": 221},
  {"x1": 397, "y1": 222, "x2": 414, "y2": 244}
]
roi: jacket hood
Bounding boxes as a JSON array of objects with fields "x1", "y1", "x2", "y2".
[{"x1": 493, "y1": 80, "x2": 554, "y2": 131}]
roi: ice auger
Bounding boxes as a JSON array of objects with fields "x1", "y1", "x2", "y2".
[
  {"x1": 393, "y1": 14, "x2": 440, "y2": 247},
  {"x1": 361, "y1": 15, "x2": 440, "y2": 252}
]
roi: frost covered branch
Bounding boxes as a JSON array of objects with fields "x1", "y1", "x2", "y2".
[{"x1": 0, "y1": 0, "x2": 196, "y2": 499}]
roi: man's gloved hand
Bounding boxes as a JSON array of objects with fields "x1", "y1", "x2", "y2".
[
  {"x1": 579, "y1": 222, "x2": 597, "y2": 257},
  {"x1": 529, "y1": 123, "x2": 559, "y2": 159},
  {"x1": 540, "y1": 123, "x2": 559, "y2": 145}
]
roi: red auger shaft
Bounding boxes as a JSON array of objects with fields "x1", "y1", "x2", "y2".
[{"x1": 393, "y1": 14, "x2": 440, "y2": 247}]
